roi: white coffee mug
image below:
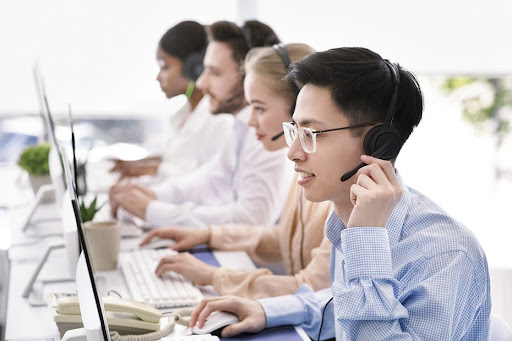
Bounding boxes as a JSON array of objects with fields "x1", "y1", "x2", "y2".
[{"x1": 83, "y1": 220, "x2": 121, "y2": 271}]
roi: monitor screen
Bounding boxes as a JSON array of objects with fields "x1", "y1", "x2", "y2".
[{"x1": 62, "y1": 147, "x2": 111, "y2": 341}]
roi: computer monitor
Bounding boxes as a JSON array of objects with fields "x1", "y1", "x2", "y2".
[
  {"x1": 61, "y1": 148, "x2": 111, "y2": 341},
  {"x1": 33, "y1": 63, "x2": 67, "y2": 206},
  {"x1": 21, "y1": 64, "x2": 67, "y2": 234},
  {"x1": 22, "y1": 148, "x2": 81, "y2": 302}
]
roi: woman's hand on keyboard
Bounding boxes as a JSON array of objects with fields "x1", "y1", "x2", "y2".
[
  {"x1": 140, "y1": 227, "x2": 210, "y2": 251},
  {"x1": 155, "y1": 251, "x2": 217, "y2": 286},
  {"x1": 190, "y1": 295, "x2": 266, "y2": 338}
]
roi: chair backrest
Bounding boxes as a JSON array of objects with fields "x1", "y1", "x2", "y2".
[{"x1": 491, "y1": 311, "x2": 512, "y2": 341}]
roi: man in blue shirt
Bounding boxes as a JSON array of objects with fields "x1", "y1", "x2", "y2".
[{"x1": 189, "y1": 47, "x2": 491, "y2": 340}]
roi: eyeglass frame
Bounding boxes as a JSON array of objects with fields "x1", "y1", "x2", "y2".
[{"x1": 282, "y1": 121, "x2": 378, "y2": 153}]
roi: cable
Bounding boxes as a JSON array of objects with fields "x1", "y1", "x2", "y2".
[
  {"x1": 298, "y1": 187, "x2": 305, "y2": 269},
  {"x1": 317, "y1": 297, "x2": 333, "y2": 341},
  {"x1": 109, "y1": 307, "x2": 194, "y2": 341}
]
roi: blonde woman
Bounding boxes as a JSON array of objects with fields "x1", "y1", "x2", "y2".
[{"x1": 141, "y1": 43, "x2": 333, "y2": 299}]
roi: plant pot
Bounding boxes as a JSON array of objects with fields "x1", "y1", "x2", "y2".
[{"x1": 28, "y1": 174, "x2": 55, "y2": 203}]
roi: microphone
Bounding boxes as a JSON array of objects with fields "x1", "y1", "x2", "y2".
[
  {"x1": 226, "y1": 90, "x2": 245, "y2": 103},
  {"x1": 270, "y1": 131, "x2": 284, "y2": 141},
  {"x1": 340, "y1": 140, "x2": 392, "y2": 182}
]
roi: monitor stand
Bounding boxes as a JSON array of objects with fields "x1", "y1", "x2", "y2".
[
  {"x1": 62, "y1": 328, "x2": 87, "y2": 341},
  {"x1": 21, "y1": 184, "x2": 58, "y2": 232},
  {"x1": 61, "y1": 253, "x2": 108, "y2": 341}
]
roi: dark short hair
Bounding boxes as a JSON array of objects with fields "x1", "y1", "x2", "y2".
[
  {"x1": 159, "y1": 21, "x2": 207, "y2": 61},
  {"x1": 285, "y1": 47, "x2": 423, "y2": 145},
  {"x1": 206, "y1": 20, "x2": 280, "y2": 66}
]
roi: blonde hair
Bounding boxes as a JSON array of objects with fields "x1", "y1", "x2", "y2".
[{"x1": 244, "y1": 43, "x2": 315, "y2": 105}]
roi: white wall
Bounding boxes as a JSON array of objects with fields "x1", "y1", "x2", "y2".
[
  {"x1": 0, "y1": 0, "x2": 239, "y2": 116},
  {"x1": 1, "y1": 0, "x2": 511, "y2": 116}
]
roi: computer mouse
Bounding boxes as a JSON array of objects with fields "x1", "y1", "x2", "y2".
[
  {"x1": 192, "y1": 311, "x2": 240, "y2": 335},
  {"x1": 140, "y1": 236, "x2": 176, "y2": 249}
]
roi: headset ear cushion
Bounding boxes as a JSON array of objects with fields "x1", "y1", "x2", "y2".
[
  {"x1": 363, "y1": 125, "x2": 382, "y2": 155},
  {"x1": 363, "y1": 125, "x2": 402, "y2": 160},
  {"x1": 182, "y1": 52, "x2": 204, "y2": 81}
]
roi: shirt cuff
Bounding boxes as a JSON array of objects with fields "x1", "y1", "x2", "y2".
[
  {"x1": 145, "y1": 200, "x2": 176, "y2": 226},
  {"x1": 208, "y1": 225, "x2": 225, "y2": 249},
  {"x1": 341, "y1": 227, "x2": 392, "y2": 281},
  {"x1": 258, "y1": 294, "x2": 305, "y2": 328}
]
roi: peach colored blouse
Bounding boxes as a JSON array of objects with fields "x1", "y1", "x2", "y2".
[{"x1": 208, "y1": 174, "x2": 333, "y2": 299}]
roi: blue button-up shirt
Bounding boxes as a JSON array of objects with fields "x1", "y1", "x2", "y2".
[{"x1": 259, "y1": 172, "x2": 491, "y2": 340}]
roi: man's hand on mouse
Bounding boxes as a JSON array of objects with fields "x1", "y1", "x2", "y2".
[
  {"x1": 139, "y1": 227, "x2": 210, "y2": 251},
  {"x1": 190, "y1": 296, "x2": 266, "y2": 338}
]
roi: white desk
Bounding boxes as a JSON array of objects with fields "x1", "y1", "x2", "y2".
[
  {"x1": 5, "y1": 246, "x2": 256, "y2": 341},
  {"x1": 0, "y1": 186, "x2": 309, "y2": 341},
  {"x1": 3, "y1": 204, "x2": 309, "y2": 341}
]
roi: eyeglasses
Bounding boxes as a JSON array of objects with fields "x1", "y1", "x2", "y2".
[{"x1": 282, "y1": 121, "x2": 376, "y2": 153}]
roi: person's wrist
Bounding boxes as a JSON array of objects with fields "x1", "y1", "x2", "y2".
[
  {"x1": 205, "y1": 266, "x2": 216, "y2": 285},
  {"x1": 204, "y1": 226, "x2": 212, "y2": 245}
]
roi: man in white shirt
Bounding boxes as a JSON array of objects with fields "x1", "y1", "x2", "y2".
[
  {"x1": 109, "y1": 20, "x2": 293, "y2": 228},
  {"x1": 110, "y1": 21, "x2": 233, "y2": 180}
]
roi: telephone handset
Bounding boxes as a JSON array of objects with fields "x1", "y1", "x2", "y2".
[
  {"x1": 57, "y1": 295, "x2": 161, "y2": 324},
  {"x1": 51, "y1": 294, "x2": 193, "y2": 339}
]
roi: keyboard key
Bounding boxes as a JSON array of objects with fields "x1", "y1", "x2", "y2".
[{"x1": 119, "y1": 249, "x2": 203, "y2": 308}]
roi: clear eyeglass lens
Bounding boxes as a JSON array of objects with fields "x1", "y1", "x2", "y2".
[
  {"x1": 283, "y1": 123, "x2": 296, "y2": 147},
  {"x1": 300, "y1": 128, "x2": 316, "y2": 153}
]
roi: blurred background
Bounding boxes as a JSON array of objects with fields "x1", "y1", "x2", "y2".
[{"x1": 0, "y1": 0, "x2": 510, "y2": 277}]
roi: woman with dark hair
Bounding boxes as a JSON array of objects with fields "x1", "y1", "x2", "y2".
[{"x1": 111, "y1": 21, "x2": 232, "y2": 179}]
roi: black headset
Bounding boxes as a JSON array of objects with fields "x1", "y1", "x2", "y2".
[
  {"x1": 340, "y1": 60, "x2": 402, "y2": 182},
  {"x1": 272, "y1": 43, "x2": 300, "y2": 98},
  {"x1": 239, "y1": 24, "x2": 253, "y2": 51},
  {"x1": 270, "y1": 43, "x2": 299, "y2": 142},
  {"x1": 182, "y1": 48, "x2": 205, "y2": 82}
]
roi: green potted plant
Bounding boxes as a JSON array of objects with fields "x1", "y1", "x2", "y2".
[
  {"x1": 79, "y1": 196, "x2": 107, "y2": 223},
  {"x1": 17, "y1": 142, "x2": 52, "y2": 195}
]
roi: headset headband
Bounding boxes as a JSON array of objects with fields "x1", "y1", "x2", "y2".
[
  {"x1": 383, "y1": 60, "x2": 400, "y2": 129},
  {"x1": 272, "y1": 43, "x2": 300, "y2": 96},
  {"x1": 239, "y1": 24, "x2": 253, "y2": 50}
]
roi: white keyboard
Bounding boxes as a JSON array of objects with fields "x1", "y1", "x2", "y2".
[
  {"x1": 172, "y1": 336, "x2": 219, "y2": 341},
  {"x1": 119, "y1": 249, "x2": 203, "y2": 308},
  {"x1": 120, "y1": 221, "x2": 144, "y2": 237}
]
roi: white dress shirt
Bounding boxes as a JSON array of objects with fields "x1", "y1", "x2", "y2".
[
  {"x1": 145, "y1": 106, "x2": 293, "y2": 228},
  {"x1": 157, "y1": 96, "x2": 233, "y2": 177}
]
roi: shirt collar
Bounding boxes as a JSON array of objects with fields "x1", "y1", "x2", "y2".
[{"x1": 326, "y1": 170, "x2": 410, "y2": 252}]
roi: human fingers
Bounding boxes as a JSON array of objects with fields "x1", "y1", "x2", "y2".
[
  {"x1": 355, "y1": 162, "x2": 389, "y2": 187},
  {"x1": 154, "y1": 256, "x2": 180, "y2": 277},
  {"x1": 354, "y1": 173, "x2": 378, "y2": 191},
  {"x1": 360, "y1": 155, "x2": 400, "y2": 187},
  {"x1": 109, "y1": 193, "x2": 120, "y2": 218},
  {"x1": 133, "y1": 184, "x2": 156, "y2": 198},
  {"x1": 350, "y1": 183, "x2": 369, "y2": 206},
  {"x1": 195, "y1": 299, "x2": 239, "y2": 329},
  {"x1": 190, "y1": 297, "x2": 227, "y2": 328},
  {"x1": 139, "y1": 230, "x2": 160, "y2": 246}
]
